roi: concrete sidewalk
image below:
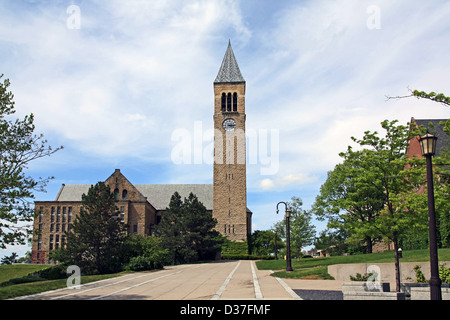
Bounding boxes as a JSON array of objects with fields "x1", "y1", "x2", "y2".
[
  {"x1": 283, "y1": 279, "x2": 345, "y2": 292},
  {"x1": 213, "y1": 260, "x2": 302, "y2": 300}
]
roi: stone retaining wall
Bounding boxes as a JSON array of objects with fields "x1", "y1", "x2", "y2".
[{"x1": 328, "y1": 261, "x2": 450, "y2": 283}]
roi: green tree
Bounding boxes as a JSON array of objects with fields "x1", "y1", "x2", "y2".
[
  {"x1": 350, "y1": 121, "x2": 429, "y2": 293},
  {"x1": 314, "y1": 228, "x2": 353, "y2": 256},
  {"x1": 0, "y1": 75, "x2": 62, "y2": 249},
  {"x1": 155, "y1": 192, "x2": 187, "y2": 264},
  {"x1": 273, "y1": 197, "x2": 316, "y2": 259},
  {"x1": 156, "y1": 192, "x2": 222, "y2": 264},
  {"x1": 388, "y1": 90, "x2": 450, "y2": 247},
  {"x1": 433, "y1": 129, "x2": 450, "y2": 248},
  {"x1": 123, "y1": 235, "x2": 170, "y2": 271},
  {"x1": 409, "y1": 93, "x2": 450, "y2": 248},
  {"x1": 313, "y1": 120, "x2": 428, "y2": 292},
  {"x1": 182, "y1": 192, "x2": 222, "y2": 261},
  {"x1": 249, "y1": 230, "x2": 283, "y2": 256},
  {"x1": 53, "y1": 182, "x2": 127, "y2": 274},
  {"x1": 1, "y1": 252, "x2": 18, "y2": 264},
  {"x1": 311, "y1": 151, "x2": 385, "y2": 253}
]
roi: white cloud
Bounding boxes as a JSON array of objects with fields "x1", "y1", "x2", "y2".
[
  {"x1": 258, "y1": 173, "x2": 318, "y2": 191},
  {"x1": 259, "y1": 178, "x2": 275, "y2": 190},
  {"x1": 1, "y1": 1, "x2": 252, "y2": 163}
]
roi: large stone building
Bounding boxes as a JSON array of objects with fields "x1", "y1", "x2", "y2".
[{"x1": 31, "y1": 42, "x2": 251, "y2": 264}]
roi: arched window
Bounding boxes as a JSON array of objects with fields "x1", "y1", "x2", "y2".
[
  {"x1": 221, "y1": 93, "x2": 226, "y2": 112},
  {"x1": 114, "y1": 188, "x2": 119, "y2": 200},
  {"x1": 233, "y1": 92, "x2": 237, "y2": 112},
  {"x1": 227, "y1": 93, "x2": 232, "y2": 112},
  {"x1": 122, "y1": 189, "x2": 128, "y2": 200}
]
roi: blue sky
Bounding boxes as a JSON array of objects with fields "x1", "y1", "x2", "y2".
[{"x1": 1, "y1": 0, "x2": 450, "y2": 258}]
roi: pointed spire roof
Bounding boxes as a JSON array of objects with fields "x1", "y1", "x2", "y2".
[{"x1": 214, "y1": 41, "x2": 245, "y2": 84}]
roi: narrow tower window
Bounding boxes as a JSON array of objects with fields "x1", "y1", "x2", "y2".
[
  {"x1": 221, "y1": 93, "x2": 226, "y2": 112},
  {"x1": 227, "y1": 93, "x2": 232, "y2": 111},
  {"x1": 122, "y1": 189, "x2": 128, "y2": 199},
  {"x1": 233, "y1": 92, "x2": 237, "y2": 111}
]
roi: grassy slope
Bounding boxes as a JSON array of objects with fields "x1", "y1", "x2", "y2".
[{"x1": 0, "y1": 264, "x2": 50, "y2": 283}]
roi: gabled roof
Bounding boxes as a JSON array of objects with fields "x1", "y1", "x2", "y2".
[
  {"x1": 53, "y1": 182, "x2": 253, "y2": 213},
  {"x1": 135, "y1": 184, "x2": 213, "y2": 211},
  {"x1": 55, "y1": 184, "x2": 91, "y2": 202},
  {"x1": 54, "y1": 183, "x2": 213, "y2": 211},
  {"x1": 214, "y1": 41, "x2": 245, "y2": 84}
]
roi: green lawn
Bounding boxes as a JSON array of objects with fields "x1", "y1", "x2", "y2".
[
  {"x1": 256, "y1": 248, "x2": 450, "y2": 279},
  {"x1": 0, "y1": 264, "x2": 126, "y2": 300}
]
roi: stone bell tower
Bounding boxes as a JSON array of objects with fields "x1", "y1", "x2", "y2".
[{"x1": 213, "y1": 41, "x2": 251, "y2": 242}]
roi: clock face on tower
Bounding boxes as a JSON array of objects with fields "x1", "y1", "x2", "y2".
[{"x1": 223, "y1": 118, "x2": 236, "y2": 131}]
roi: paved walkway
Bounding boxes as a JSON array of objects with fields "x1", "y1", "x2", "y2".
[{"x1": 17, "y1": 260, "x2": 336, "y2": 300}]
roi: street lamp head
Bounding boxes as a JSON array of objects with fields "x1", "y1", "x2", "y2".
[
  {"x1": 286, "y1": 210, "x2": 291, "y2": 218},
  {"x1": 418, "y1": 132, "x2": 438, "y2": 157}
]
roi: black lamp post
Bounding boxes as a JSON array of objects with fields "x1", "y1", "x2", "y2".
[
  {"x1": 418, "y1": 132, "x2": 441, "y2": 300},
  {"x1": 274, "y1": 231, "x2": 278, "y2": 260},
  {"x1": 276, "y1": 201, "x2": 293, "y2": 272}
]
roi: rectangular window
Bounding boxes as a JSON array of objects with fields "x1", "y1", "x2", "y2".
[
  {"x1": 39, "y1": 207, "x2": 43, "y2": 223},
  {"x1": 62, "y1": 207, "x2": 66, "y2": 223},
  {"x1": 50, "y1": 224, "x2": 54, "y2": 232},
  {"x1": 56, "y1": 207, "x2": 61, "y2": 222},
  {"x1": 49, "y1": 235, "x2": 54, "y2": 250},
  {"x1": 51, "y1": 207, "x2": 55, "y2": 222},
  {"x1": 120, "y1": 206, "x2": 125, "y2": 222},
  {"x1": 133, "y1": 224, "x2": 138, "y2": 233},
  {"x1": 68, "y1": 207, "x2": 72, "y2": 223},
  {"x1": 37, "y1": 235, "x2": 42, "y2": 250},
  {"x1": 56, "y1": 224, "x2": 60, "y2": 232}
]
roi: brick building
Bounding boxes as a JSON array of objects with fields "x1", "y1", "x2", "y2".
[{"x1": 31, "y1": 42, "x2": 252, "y2": 264}]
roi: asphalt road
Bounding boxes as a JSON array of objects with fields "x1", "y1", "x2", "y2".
[{"x1": 16, "y1": 260, "x2": 304, "y2": 300}]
